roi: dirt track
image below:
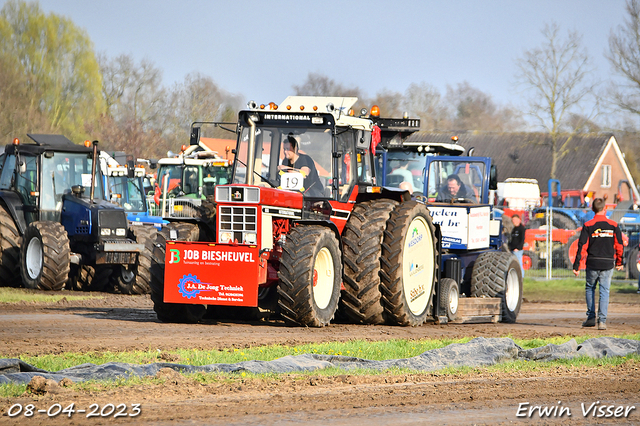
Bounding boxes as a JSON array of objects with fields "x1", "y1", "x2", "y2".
[{"x1": 1, "y1": 293, "x2": 639, "y2": 425}]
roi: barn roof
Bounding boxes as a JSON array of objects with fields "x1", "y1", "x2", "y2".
[{"x1": 405, "y1": 132, "x2": 612, "y2": 189}]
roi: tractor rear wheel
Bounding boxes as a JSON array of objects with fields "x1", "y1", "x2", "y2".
[
  {"x1": 0, "y1": 206, "x2": 21, "y2": 286},
  {"x1": 150, "y1": 223, "x2": 207, "y2": 323},
  {"x1": 277, "y1": 225, "x2": 341, "y2": 327},
  {"x1": 340, "y1": 199, "x2": 398, "y2": 324},
  {"x1": 471, "y1": 251, "x2": 523, "y2": 323},
  {"x1": 20, "y1": 221, "x2": 70, "y2": 291},
  {"x1": 380, "y1": 201, "x2": 437, "y2": 326},
  {"x1": 113, "y1": 225, "x2": 157, "y2": 294},
  {"x1": 70, "y1": 265, "x2": 113, "y2": 292}
]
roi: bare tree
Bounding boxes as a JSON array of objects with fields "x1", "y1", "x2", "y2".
[
  {"x1": 447, "y1": 82, "x2": 524, "y2": 132},
  {"x1": 404, "y1": 82, "x2": 450, "y2": 130},
  {"x1": 515, "y1": 22, "x2": 597, "y2": 179},
  {"x1": 607, "y1": 0, "x2": 640, "y2": 115}
]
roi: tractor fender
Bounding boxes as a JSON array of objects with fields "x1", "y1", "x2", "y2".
[
  {"x1": 355, "y1": 186, "x2": 411, "y2": 204},
  {"x1": 293, "y1": 219, "x2": 342, "y2": 252},
  {"x1": 0, "y1": 191, "x2": 27, "y2": 235}
]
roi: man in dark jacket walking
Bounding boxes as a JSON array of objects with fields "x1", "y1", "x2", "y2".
[{"x1": 572, "y1": 198, "x2": 624, "y2": 330}]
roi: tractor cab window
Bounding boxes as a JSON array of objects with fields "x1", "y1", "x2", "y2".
[
  {"x1": 427, "y1": 160, "x2": 485, "y2": 203},
  {"x1": 335, "y1": 130, "x2": 356, "y2": 201},
  {"x1": 182, "y1": 166, "x2": 199, "y2": 195},
  {"x1": 234, "y1": 126, "x2": 332, "y2": 198},
  {"x1": 41, "y1": 153, "x2": 103, "y2": 220},
  {"x1": 108, "y1": 176, "x2": 146, "y2": 212},
  {"x1": 0, "y1": 154, "x2": 16, "y2": 189},
  {"x1": 15, "y1": 155, "x2": 38, "y2": 208},
  {"x1": 156, "y1": 164, "x2": 184, "y2": 197},
  {"x1": 385, "y1": 151, "x2": 426, "y2": 195},
  {"x1": 202, "y1": 164, "x2": 230, "y2": 196}
]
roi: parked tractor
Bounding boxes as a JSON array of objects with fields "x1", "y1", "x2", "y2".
[
  {"x1": 373, "y1": 118, "x2": 523, "y2": 323},
  {"x1": 151, "y1": 97, "x2": 439, "y2": 327},
  {"x1": 0, "y1": 134, "x2": 147, "y2": 292},
  {"x1": 153, "y1": 124, "x2": 232, "y2": 223}
]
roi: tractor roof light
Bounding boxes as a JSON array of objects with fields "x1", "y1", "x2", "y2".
[
  {"x1": 299, "y1": 105, "x2": 305, "y2": 111},
  {"x1": 326, "y1": 103, "x2": 335, "y2": 112},
  {"x1": 269, "y1": 102, "x2": 278, "y2": 110},
  {"x1": 260, "y1": 104, "x2": 266, "y2": 109},
  {"x1": 84, "y1": 140, "x2": 92, "y2": 147},
  {"x1": 360, "y1": 108, "x2": 368, "y2": 116},
  {"x1": 451, "y1": 136, "x2": 459, "y2": 143},
  {"x1": 247, "y1": 100, "x2": 258, "y2": 109},
  {"x1": 313, "y1": 105, "x2": 318, "y2": 111},
  {"x1": 370, "y1": 105, "x2": 380, "y2": 117},
  {"x1": 286, "y1": 105, "x2": 292, "y2": 110},
  {"x1": 348, "y1": 109, "x2": 355, "y2": 116},
  {"x1": 12, "y1": 138, "x2": 19, "y2": 145}
]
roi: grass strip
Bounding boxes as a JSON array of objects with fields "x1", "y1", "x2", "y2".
[
  {"x1": 9, "y1": 334, "x2": 640, "y2": 372},
  {"x1": 0, "y1": 288, "x2": 100, "y2": 304},
  {"x1": 523, "y1": 277, "x2": 638, "y2": 303}
]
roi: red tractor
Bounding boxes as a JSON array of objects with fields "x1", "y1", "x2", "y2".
[{"x1": 150, "y1": 97, "x2": 438, "y2": 326}]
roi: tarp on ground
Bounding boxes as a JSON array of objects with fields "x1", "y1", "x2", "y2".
[{"x1": 1, "y1": 337, "x2": 638, "y2": 385}]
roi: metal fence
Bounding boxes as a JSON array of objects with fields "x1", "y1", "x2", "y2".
[{"x1": 519, "y1": 206, "x2": 639, "y2": 281}]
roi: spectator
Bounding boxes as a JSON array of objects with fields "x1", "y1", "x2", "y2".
[
  {"x1": 572, "y1": 198, "x2": 624, "y2": 330},
  {"x1": 509, "y1": 214, "x2": 525, "y2": 277}
]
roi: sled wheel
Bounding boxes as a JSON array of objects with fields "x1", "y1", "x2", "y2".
[
  {"x1": 471, "y1": 251, "x2": 523, "y2": 323},
  {"x1": 439, "y1": 278, "x2": 459, "y2": 322}
]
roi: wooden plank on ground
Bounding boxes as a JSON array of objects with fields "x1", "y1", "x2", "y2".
[{"x1": 449, "y1": 297, "x2": 502, "y2": 324}]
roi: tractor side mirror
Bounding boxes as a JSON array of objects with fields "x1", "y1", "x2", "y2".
[
  {"x1": 489, "y1": 164, "x2": 498, "y2": 191},
  {"x1": 190, "y1": 126, "x2": 201, "y2": 146}
]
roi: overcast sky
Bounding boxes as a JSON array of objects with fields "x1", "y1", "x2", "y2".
[{"x1": 18, "y1": 0, "x2": 632, "y2": 111}]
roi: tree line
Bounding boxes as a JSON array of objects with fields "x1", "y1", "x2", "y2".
[{"x1": 3, "y1": 0, "x2": 640, "y2": 181}]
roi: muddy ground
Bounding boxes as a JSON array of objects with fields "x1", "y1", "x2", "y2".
[{"x1": 1, "y1": 292, "x2": 639, "y2": 425}]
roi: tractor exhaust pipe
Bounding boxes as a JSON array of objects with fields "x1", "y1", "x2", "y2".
[
  {"x1": 90, "y1": 140, "x2": 98, "y2": 203},
  {"x1": 246, "y1": 114, "x2": 257, "y2": 186}
]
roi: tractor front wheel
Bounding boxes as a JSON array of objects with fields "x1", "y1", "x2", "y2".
[
  {"x1": 277, "y1": 225, "x2": 341, "y2": 327},
  {"x1": 20, "y1": 221, "x2": 70, "y2": 291}
]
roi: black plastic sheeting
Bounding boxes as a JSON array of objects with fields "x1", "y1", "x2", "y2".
[{"x1": 1, "y1": 337, "x2": 638, "y2": 385}]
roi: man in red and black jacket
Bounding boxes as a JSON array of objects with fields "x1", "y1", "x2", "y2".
[{"x1": 572, "y1": 198, "x2": 624, "y2": 330}]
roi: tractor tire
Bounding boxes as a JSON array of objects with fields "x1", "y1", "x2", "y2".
[
  {"x1": 20, "y1": 221, "x2": 70, "y2": 291},
  {"x1": 70, "y1": 264, "x2": 113, "y2": 292},
  {"x1": 439, "y1": 278, "x2": 459, "y2": 322},
  {"x1": 277, "y1": 225, "x2": 342, "y2": 327},
  {"x1": 340, "y1": 199, "x2": 398, "y2": 324},
  {"x1": 0, "y1": 206, "x2": 21, "y2": 286},
  {"x1": 627, "y1": 246, "x2": 640, "y2": 280},
  {"x1": 380, "y1": 200, "x2": 437, "y2": 326},
  {"x1": 527, "y1": 213, "x2": 577, "y2": 230},
  {"x1": 471, "y1": 251, "x2": 522, "y2": 323},
  {"x1": 150, "y1": 223, "x2": 207, "y2": 323},
  {"x1": 522, "y1": 250, "x2": 539, "y2": 270},
  {"x1": 113, "y1": 225, "x2": 157, "y2": 294}
]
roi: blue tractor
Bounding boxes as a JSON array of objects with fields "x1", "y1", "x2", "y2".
[
  {"x1": 0, "y1": 134, "x2": 150, "y2": 293},
  {"x1": 373, "y1": 117, "x2": 522, "y2": 323}
]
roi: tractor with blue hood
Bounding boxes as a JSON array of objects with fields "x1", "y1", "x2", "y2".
[
  {"x1": 373, "y1": 114, "x2": 523, "y2": 323},
  {"x1": 0, "y1": 134, "x2": 148, "y2": 293}
]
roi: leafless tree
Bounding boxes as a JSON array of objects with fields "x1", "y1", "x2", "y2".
[
  {"x1": 607, "y1": 0, "x2": 640, "y2": 116},
  {"x1": 515, "y1": 22, "x2": 597, "y2": 179},
  {"x1": 404, "y1": 82, "x2": 451, "y2": 130}
]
